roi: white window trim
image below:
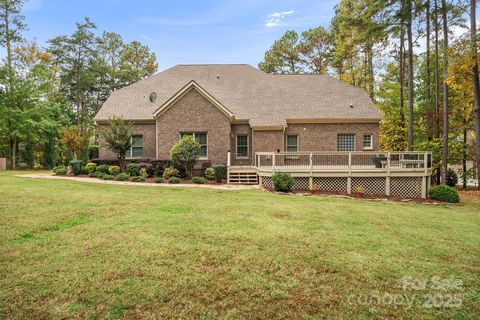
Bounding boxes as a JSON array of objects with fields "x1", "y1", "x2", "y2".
[
  {"x1": 236, "y1": 135, "x2": 249, "y2": 159},
  {"x1": 363, "y1": 134, "x2": 373, "y2": 150},
  {"x1": 286, "y1": 134, "x2": 299, "y2": 152},
  {"x1": 127, "y1": 135, "x2": 143, "y2": 159},
  {"x1": 337, "y1": 133, "x2": 356, "y2": 152},
  {"x1": 181, "y1": 132, "x2": 208, "y2": 160}
]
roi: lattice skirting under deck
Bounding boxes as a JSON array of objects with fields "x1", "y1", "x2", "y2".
[
  {"x1": 261, "y1": 174, "x2": 426, "y2": 198},
  {"x1": 261, "y1": 176, "x2": 273, "y2": 189},
  {"x1": 390, "y1": 177, "x2": 423, "y2": 198},
  {"x1": 351, "y1": 177, "x2": 386, "y2": 195},
  {"x1": 313, "y1": 177, "x2": 348, "y2": 193}
]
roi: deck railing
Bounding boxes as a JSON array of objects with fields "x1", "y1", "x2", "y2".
[{"x1": 255, "y1": 151, "x2": 432, "y2": 173}]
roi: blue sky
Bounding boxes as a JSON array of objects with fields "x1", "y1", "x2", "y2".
[{"x1": 2, "y1": 0, "x2": 337, "y2": 71}]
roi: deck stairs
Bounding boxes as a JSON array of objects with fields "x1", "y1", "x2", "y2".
[{"x1": 228, "y1": 166, "x2": 258, "y2": 184}]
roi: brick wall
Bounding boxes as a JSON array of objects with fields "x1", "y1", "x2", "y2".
[
  {"x1": 98, "y1": 123, "x2": 156, "y2": 159},
  {"x1": 156, "y1": 88, "x2": 231, "y2": 165},
  {"x1": 285, "y1": 123, "x2": 379, "y2": 151}
]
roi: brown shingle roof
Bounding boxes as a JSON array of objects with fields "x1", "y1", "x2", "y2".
[{"x1": 94, "y1": 64, "x2": 381, "y2": 125}]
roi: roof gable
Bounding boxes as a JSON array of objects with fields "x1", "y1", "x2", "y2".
[{"x1": 152, "y1": 80, "x2": 234, "y2": 120}]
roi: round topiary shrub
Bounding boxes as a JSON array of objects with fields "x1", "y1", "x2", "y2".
[
  {"x1": 131, "y1": 176, "x2": 145, "y2": 182},
  {"x1": 69, "y1": 160, "x2": 84, "y2": 176},
  {"x1": 204, "y1": 167, "x2": 215, "y2": 180},
  {"x1": 108, "y1": 165, "x2": 121, "y2": 176},
  {"x1": 96, "y1": 164, "x2": 109, "y2": 174},
  {"x1": 213, "y1": 165, "x2": 226, "y2": 182},
  {"x1": 192, "y1": 176, "x2": 206, "y2": 184},
  {"x1": 126, "y1": 163, "x2": 140, "y2": 176},
  {"x1": 52, "y1": 166, "x2": 67, "y2": 176},
  {"x1": 154, "y1": 177, "x2": 163, "y2": 183},
  {"x1": 272, "y1": 172, "x2": 294, "y2": 192},
  {"x1": 163, "y1": 166, "x2": 180, "y2": 179},
  {"x1": 168, "y1": 177, "x2": 181, "y2": 184},
  {"x1": 88, "y1": 171, "x2": 98, "y2": 178},
  {"x1": 115, "y1": 173, "x2": 129, "y2": 181},
  {"x1": 102, "y1": 174, "x2": 115, "y2": 180},
  {"x1": 428, "y1": 185, "x2": 460, "y2": 203},
  {"x1": 85, "y1": 162, "x2": 97, "y2": 174},
  {"x1": 446, "y1": 168, "x2": 458, "y2": 187}
]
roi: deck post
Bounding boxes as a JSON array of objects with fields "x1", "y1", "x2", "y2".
[
  {"x1": 227, "y1": 150, "x2": 231, "y2": 184},
  {"x1": 272, "y1": 152, "x2": 276, "y2": 173},
  {"x1": 421, "y1": 176, "x2": 427, "y2": 199},
  {"x1": 385, "y1": 177, "x2": 390, "y2": 196},
  {"x1": 309, "y1": 152, "x2": 313, "y2": 190},
  {"x1": 347, "y1": 152, "x2": 352, "y2": 194}
]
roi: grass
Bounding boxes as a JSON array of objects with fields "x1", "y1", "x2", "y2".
[{"x1": 0, "y1": 171, "x2": 479, "y2": 319}]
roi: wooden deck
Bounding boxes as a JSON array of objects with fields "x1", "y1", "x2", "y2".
[{"x1": 227, "y1": 151, "x2": 433, "y2": 198}]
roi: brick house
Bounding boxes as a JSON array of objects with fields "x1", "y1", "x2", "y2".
[{"x1": 95, "y1": 64, "x2": 382, "y2": 166}]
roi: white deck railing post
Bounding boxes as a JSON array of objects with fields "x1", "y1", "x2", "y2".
[
  {"x1": 386, "y1": 152, "x2": 391, "y2": 196},
  {"x1": 272, "y1": 152, "x2": 276, "y2": 173},
  {"x1": 347, "y1": 152, "x2": 352, "y2": 194},
  {"x1": 227, "y1": 150, "x2": 231, "y2": 184},
  {"x1": 309, "y1": 152, "x2": 313, "y2": 190}
]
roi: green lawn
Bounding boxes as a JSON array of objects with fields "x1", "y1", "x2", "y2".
[{"x1": 1, "y1": 172, "x2": 479, "y2": 319}]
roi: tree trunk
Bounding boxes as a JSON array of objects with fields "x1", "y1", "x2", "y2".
[
  {"x1": 471, "y1": 0, "x2": 480, "y2": 189},
  {"x1": 426, "y1": 0, "x2": 432, "y2": 140},
  {"x1": 463, "y1": 125, "x2": 467, "y2": 189},
  {"x1": 10, "y1": 137, "x2": 17, "y2": 170},
  {"x1": 407, "y1": 0, "x2": 415, "y2": 151},
  {"x1": 440, "y1": 0, "x2": 449, "y2": 184},
  {"x1": 400, "y1": 17, "x2": 406, "y2": 130},
  {"x1": 434, "y1": 0, "x2": 441, "y2": 184}
]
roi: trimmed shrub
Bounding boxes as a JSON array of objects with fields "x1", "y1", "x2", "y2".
[
  {"x1": 85, "y1": 162, "x2": 97, "y2": 174},
  {"x1": 96, "y1": 164, "x2": 109, "y2": 174},
  {"x1": 154, "y1": 177, "x2": 163, "y2": 183},
  {"x1": 272, "y1": 172, "x2": 294, "y2": 192},
  {"x1": 108, "y1": 165, "x2": 121, "y2": 176},
  {"x1": 446, "y1": 168, "x2": 458, "y2": 187},
  {"x1": 139, "y1": 168, "x2": 148, "y2": 178},
  {"x1": 168, "y1": 177, "x2": 181, "y2": 184},
  {"x1": 163, "y1": 166, "x2": 180, "y2": 179},
  {"x1": 126, "y1": 163, "x2": 140, "y2": 176},
  {"x1": 192, "y1": 176, "x2": 207, "y2": 184},
  {"x1": 69, "y1": 160, "x2": 84, "y2": 176},
  {"x1": 138, "y1": 162, "x2": 154, "y2": 177},
  {"x1": 102, "y1": 174, "x2": 115, "y2": 180},
  {"x1": 52, "y1": 166, "x2": 67, "y2": 175},
  {"x1": 204, "y1": 167, "x2": 215, "y2": 180},
  {"x1": 97, "y1": 172, "x2": 106, "y2": 179},
  {"x1": 131, "y1": 176, "x2": 145, "y2": 182},
  {"x1": 170, "y1": 135, "x2": 200, "y2": 177},
  {"x1": 88, "y1": 171, "x2": 98, "y2": 178},
  {"x1": 115, "y1": 173, "x2": 129, "y2": 181},
  {"x1": 429, "y1": 185, "x2": 460, "y2": 203},
  {"x1": 213, "y1": 165, "x2": 226, "y2": 182}
]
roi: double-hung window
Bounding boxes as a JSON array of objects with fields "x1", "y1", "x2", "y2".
[
  {"x1": 181, "y1": 132, "x2": 208, "y2": 159},
  {"x1": 337, "y1": 134, "x2": 355, "y2": 152},
  {"x1": 363, "y1": 134, "x2": 373, "y2": 150},
  {"x1": 127, "y1": 135, "x2": 143, "y2": 158},
  {"x1": 286, "y1": 135, "x2": 299, "y2": 152},
  {"x1": 236, "y1": 135, "x2": 248, "y2": 158}
]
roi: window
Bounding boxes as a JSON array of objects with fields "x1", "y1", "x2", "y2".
[
  {"x1": 127, "y1": 135, "x2": 143, "y2": 158},
  {"x1": 236, "y1": 135, "x2": 248, "y2": 158},
  {"x1": 286, "y1": 135, "x2": 299, "y2": 152},
  {"x1": 363, "y1": 134, "x2": 373, "y2": 150},
  {"x1": 181, "y1": 132, "x2": 208, "y2": 158},
  {"x1": 337, "y1": 134, "x2": 355, "y2": 151}
]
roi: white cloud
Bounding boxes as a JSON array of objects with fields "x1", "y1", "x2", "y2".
[{"x1": 264, "y1": 10, "x2": 294, "y2": 28}]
